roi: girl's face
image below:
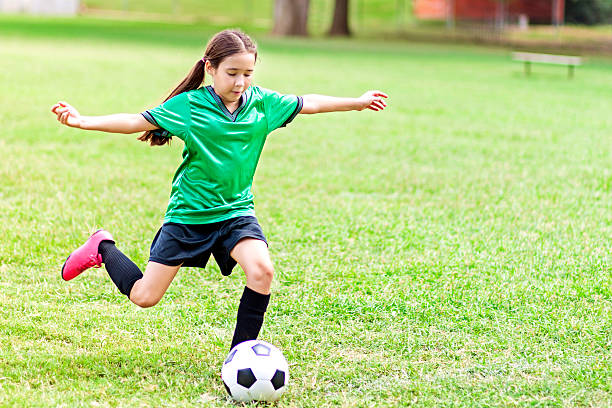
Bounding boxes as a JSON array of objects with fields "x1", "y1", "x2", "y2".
[{"x1": 206, "y1": 52, "x2": 256, "y2": 106}]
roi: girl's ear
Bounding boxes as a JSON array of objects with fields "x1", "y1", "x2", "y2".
[{"x1": 205, "y1": 61, "x2": 215, "y2": 76}]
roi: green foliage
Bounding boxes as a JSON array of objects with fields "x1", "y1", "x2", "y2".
[
  {"x1": 566, "y1": 0, "x2": 612, "y2": 25},
  {"x1": 0, "y1": 15, "x2": 611, "y2": 407}
]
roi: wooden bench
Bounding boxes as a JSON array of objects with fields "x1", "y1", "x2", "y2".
[{"x1": 512, "y1": 52, "x2": 582, "y2": 78}]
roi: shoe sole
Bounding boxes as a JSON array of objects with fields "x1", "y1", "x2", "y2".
[{"x1": 61, "y1": 255, "x2": 71, "y2": 281}]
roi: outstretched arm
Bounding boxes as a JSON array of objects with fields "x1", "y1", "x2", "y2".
[
  {"x1": 51, "y1": 101, "x2": 158, "y2": 134},
  {"x1": 300, "y1": 90, "x2": 388, "y2": 114}
]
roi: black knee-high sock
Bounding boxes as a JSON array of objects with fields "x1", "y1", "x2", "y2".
[
  {"x1": 98, "y1": 241, "x2": 143, "y2": 297},
  {"x1": 230, "y1": 286, "x2": 270, "y2": 350}
]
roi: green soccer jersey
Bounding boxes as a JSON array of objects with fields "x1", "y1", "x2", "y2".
[{"x1": 142, "y1": 85, "x2": 303, "y2": 224}]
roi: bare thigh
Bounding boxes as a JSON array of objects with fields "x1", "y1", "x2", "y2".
[
  {"x1": 230, "y1": 238, "x2": 274, "y2": 294},
  {"x1": 129, "y1": 261, "x2": 182, "y2": 308}
]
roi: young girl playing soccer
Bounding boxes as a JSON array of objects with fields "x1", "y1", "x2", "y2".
[{"x1": 51, "y1": 29, "x2": 387, "y2": 350}]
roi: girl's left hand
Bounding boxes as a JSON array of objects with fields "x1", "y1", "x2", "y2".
[
  {"x1": 357, "y1": 91, "x2": 388, "y2": 112},
  {"x1": 51, "y1": 101, "x2": 82, "y2": 128}
]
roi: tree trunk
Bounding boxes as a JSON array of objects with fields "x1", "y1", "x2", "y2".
[
  {"x1": 272, "y1": 0, "x2": 310, "y2": 36},
  {"x1": 446, "y1": 0, "x2": 455, "y2": 30},
  {"x1": 328, "y1": 0, "x2": 351, "y2": 36},
  {"x1": 495, "y1": 0, "x2": 506, "y2": 31}
]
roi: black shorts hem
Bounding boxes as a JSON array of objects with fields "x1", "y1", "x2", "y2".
[
  {"x1": 216, "y1": 234, "x2": 268, "y2": 276},
  {"x1": 148, "y1": 257, "x2": 183, "y2": 267},
  {"x1": 227, "y1": 234, "x2": 268, "y2": 252},
  {"x1": 148, "y1": 216, "x2": 267, "y2": 275}
]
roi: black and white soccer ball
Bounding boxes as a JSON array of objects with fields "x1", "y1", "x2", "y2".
[{"x1": 221, "y1": 340, "x2": 289, "y2": 402}]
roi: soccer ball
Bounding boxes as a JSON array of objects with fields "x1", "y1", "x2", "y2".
[{"x1": 221, "y1": 340, "x2": 289, "y2": 402}]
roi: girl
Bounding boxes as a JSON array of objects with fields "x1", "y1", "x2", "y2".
[{"x1": 51, "y1": 29, "x2": 388, "y2": 350}]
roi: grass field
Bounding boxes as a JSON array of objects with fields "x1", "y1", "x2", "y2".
[
  {"x1": 79, "y1": 0, "x2": 612, "y2": 50},
  {"x1": 79, "y1": 0, "x2": 412, "y2": 35},
  {"x1": 0, "y1": 15, "x2": 611, "y2": 407}
]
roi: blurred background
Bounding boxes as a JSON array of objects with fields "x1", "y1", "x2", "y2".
[
  {"x1": 1, "y1": 1, "x2": 611, "y2": 407},
  {"x1": 2, "y1": 0, "x2": 612, "y2": 53}
]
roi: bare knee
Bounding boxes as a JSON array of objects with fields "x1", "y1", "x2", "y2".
[
  {"x1": 129, "y1": 287, "x2": 161, "y2": 308},
  {"x1": 246, "y1": 260, "x2": 274, "y2": 290}
]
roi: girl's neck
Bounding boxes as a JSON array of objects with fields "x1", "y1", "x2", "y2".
[
  {"x1": 211, "y1": 86, "x2": 241, "y2": 114},
  {"x1": 225, "y1": 100, "x2": 241, "y2": 114}
]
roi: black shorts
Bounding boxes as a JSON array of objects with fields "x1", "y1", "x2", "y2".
[{"x1": 149, "y1": 216, "x2": 267, "y2": 276}]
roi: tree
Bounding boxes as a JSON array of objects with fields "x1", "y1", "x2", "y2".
[
  {"x1": 328, "y1": 0, "x2": 351, "y2": 36},
  {"x1": 565, "y1": 0, "x2": 612, "y2": 25},
  {"x1": 272, "y1": 0, "x2": 310, "y2": 36},
  {"x1": 446, "y1": 0, "x2": 455, "y2": 29},
  {"x1": 494, "y1": 0, "x2": 507, "y2": 31}
]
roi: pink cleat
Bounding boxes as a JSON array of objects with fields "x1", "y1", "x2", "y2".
[{"x1": 61, "y1": 229, "x2": 114, "y2": 281}]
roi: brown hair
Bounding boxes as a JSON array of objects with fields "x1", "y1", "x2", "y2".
[{"x1": 139, "y1": 29, "x2": 257, "y2": 146}]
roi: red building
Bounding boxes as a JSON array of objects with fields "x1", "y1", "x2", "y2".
[{"x1": 414, "y1": 0, "x2": 565, "y2": 25}]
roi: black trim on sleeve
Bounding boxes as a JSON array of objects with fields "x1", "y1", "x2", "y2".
[
  {"x1": 152, "y1": 128, "x2": 171, "y2": 138},
  {"x1": 280, "y1": 96, "x2": 303, "y2": 128},
  {"x1": 141, "y1": 111, "x2": 159, "y2": 127},
  {"x1": 141, "y1": 111, "x2": 171, "y2": 138}
]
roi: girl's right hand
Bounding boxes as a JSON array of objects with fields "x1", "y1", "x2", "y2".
[{"x1": 51, "y1": 101, "x2": 82, "y2": 128}]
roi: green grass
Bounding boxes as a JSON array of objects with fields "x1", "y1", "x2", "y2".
[
  {"x1": 82, "y1": 0, "x2": 275, "y2": 18},
  {"x1": 75, "y1": 0, "x2": 612, "y2": 54},
  {"x1": 79, "y1": 0, "x2": 414, "y2": 34},
  {"x1": 1, "y1": 16, "x2": 611, "y2": 407}
]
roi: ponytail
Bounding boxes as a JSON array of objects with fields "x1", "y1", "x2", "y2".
[
  {"x1": 139, "y1": 29, "x2": 257, "y2": 147},
  {"x1": 138, "y1": 59, "x2": 206, "y2": 146}
]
